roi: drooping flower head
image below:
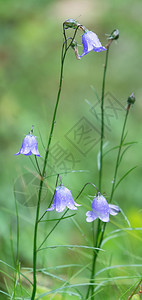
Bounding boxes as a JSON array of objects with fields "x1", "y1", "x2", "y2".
[
  {"x1": 86, "y1": 193, "x2": 120, "y2": 223},
  {"x1": 63, "y1": 18, "x2": 81, "y2": 30},
  {"x1": 47, "y1": 185, "x2": 81, "y2": 213},
  {"x1": 80, "y1": 30, "x2": 106, "y2": 58},
  {"x1": 15, "y1": 128, "x2": 41, "y2": 157}
]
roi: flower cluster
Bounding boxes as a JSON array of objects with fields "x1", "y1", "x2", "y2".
[
  {"x1": 47, "y1": 184, "x2": 120, "y2": 223},
  {"x1": 63, "y1": 18, "x2": 106, "y2": 58}
]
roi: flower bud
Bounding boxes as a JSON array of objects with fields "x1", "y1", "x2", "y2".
[
  {"x1": 131, "y1": 294, "x2": 140, "y2": 300},
  {"x1": 63, "y1": 18, "x2": 80, "y2": 30},
  {"x1": 109, "y1": 29, "x2": 119, "y2": 40},
  {"x1": 71, "y1": 40, "x2": 80, "y2": 60},
  {"x1": 127, "y1": 92, "x2": 136, "y2": 105},
  {"x1": 105, "y1": 29, "x2": 119, "y2": 48},
  {"x1": 126, "y1": 92, "x2": 136, "y2": 111}
]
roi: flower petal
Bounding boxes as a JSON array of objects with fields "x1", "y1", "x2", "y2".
[
  {"x1": 86, "y1": 211, "x2": 98, "y2": 222},
  {"x1": 80, "y1": 32, "x2": 94, "y2": 57},
  {"x1": 109, "y1": 204, "x2": 120, "y2": 216},
  {"x1": 67, "y1": 202, "x2": 78, "y2": 210},
  {"x1": 30, "y1": 136, "x2": 41, "y2": 156},
  {"x1": 46, "y1": 203, "x2": 56, "y2": 211},
  {"x1": 47, "y1": 185, "x2": 80, "y2": 213},
  {"x1": 92, "y1": 195, "x2": 110, "y2": 222},
  {"x1": 56, "y1": 200, "x2": 66, "y2": 212},
  {"x1": 80, "y1": 31, "x2": 106, "y2": 57},
  {"x1": 99, "y1": 214, "x2": 109, "y2": 222},
  {"x1": 93, "y1": 46, "x2": 106, "y2": 52},
  {"x1": 15, "y1": 134, "x2": 41, "y2": 157}
]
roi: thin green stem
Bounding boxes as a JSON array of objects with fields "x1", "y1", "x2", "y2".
[
  {"x1": 89, "y1": 106, "x2": 129, "y2": 300},
  {"x1": 34, "y1": 156, "x2": 42, "y2": 177},
  {"x1": 31, "y1": 43, "x2": 66, "y2": 300},
  {"x1": 86, "y1": 107, "x2": 131, "y2": 300},
  {"x1": 96, "y1": 107, "x2": 130, "y2": 252},
  {"x1": 37, "y1": 209, "x2": 69, "y2": 251},
  {"x1": 12, "y1": 197, "x2": 19, "y2": 298},
  {"x1": 38, "y1": 174, "x2": 60, "y2": 223},
  {"x1": 76, "y1": 182, "x2": 99, "y2": 200},
  {"x1": 110, "y1": 108, "x2": 129, "y2": 202},
  {"x1": 98, "y1": 47, "x2": 109, "y2": 192},
  {"x1": 86, "y1": 48, "x2": 109, "y2": 300},
  {"x1": 31, "y1": 26, "x2": 79, "y2": 299}
]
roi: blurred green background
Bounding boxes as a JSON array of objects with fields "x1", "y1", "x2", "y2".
[{"x1": 0, "y1": 0, "x2": 142, "y2": 298}]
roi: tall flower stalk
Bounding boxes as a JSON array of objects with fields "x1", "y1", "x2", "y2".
[
  {"x1": 86, "y1": 42, "x2": 110, "y2": 300},
  {"x1": 86, "y1": 92, "x2": 135, "y2": 300},
  {"x1": 86, "y1": 30, "x2": 119, "y2": 300},
  {"x1": 98, "y1": 92, "x2": 136, "y2": 250},
  {"x1": 31, "y1": 23, "x2": 80, "y2": 300}
]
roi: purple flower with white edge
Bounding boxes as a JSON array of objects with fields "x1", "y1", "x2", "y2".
[
  {"x1": 86, "y1": 193, "x2": 120, "y2": 223},
  {"x1": 47, "y1": 185, "x2": 81, "y2": 213},
  {"x1": 80, "y1": 30, "x2": 106, "y2": 58},
  {"x1": 15, "y1": 131, "x2": 41, "y2": 157}
]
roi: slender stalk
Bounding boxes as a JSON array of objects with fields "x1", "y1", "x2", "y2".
[
  {"x1": 110, "y1": 108, "x2": 129, "y2": 202},
  {"x1": 38, "y1": 174, "x2": 60, "y2": 223},
  {"x1": 97, "y1": 106, "x2": 130, "y2": 251},
  {"x1": 98, "y1": 47, "x2": 109, "y2": 192},
  {"x1": 12, "y1": 197, "x2": 19, "y2": 299},
  {"x1": 95, "y1": 46, "x2": 109, "y2": 251},
  {"x1": 76, "y1": 182, "x2": 99, "y2": 200},
  {"x1": 89, "y1": 104, "x2": 130, "y2": 300},
  {"x1": 31, "y1": 49, "x2": 66, "y2": 300},
  {"x1": 86, "y1": 105, "x2": 131, "y2": 300},
  {"x1": 86, "y1": 48, "x2": 110, "y2": 300},
  {"x1": 34, "y1": 156, "x2": 42, "y2": 177},
  {"x1": 37, "y1": 209, "x2": 68, "y2": 251},
  {"x1": 31, "y1": 26, "x2": 79, "y2": 299}
]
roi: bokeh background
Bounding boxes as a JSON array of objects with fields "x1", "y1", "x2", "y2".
[{"x1": 0, "y1": 0, "x2": 142, "y2": 298}]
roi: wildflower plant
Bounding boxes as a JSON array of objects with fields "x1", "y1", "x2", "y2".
[{"x1": 7, "y1": 17, "x2": 137, "y2": 300}]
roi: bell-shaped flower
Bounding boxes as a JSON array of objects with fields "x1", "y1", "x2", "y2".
[
  {"x1": 80, "y1": 30, "x2": 106, "y2": 58},
  {"x1": 86, "y1": 193, "x2": 120, "y2": 223},
  {"x1": 47, "y1": 185, "x2": 81, "y2": 213},
  {"x1": 15, "y1": 134, "x2": 41, "y2": 157}
]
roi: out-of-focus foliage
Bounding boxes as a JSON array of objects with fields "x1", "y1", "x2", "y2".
[{"x1": 0, "y1": 0, "x2": 142, "y2": 298}]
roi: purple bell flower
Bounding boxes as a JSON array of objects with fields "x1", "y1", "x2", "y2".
[
  {"x1": 86, "y1": 193, "x2": 120, "y2": 223},
  {"x1": 47, "y1": 185, "x2": 81, "y2": 213},
  {"x1": 80, "y1": 30, "x2": 106, "y2": 58},
  {"x1": 15, "y1": 134, "x2": 41, "y2": 157}
]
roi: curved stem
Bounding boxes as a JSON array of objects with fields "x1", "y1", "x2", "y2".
[
  {"x1": 31, "y1": 27, "x2": 79, "y2": 299},
  {"x1": 76, "y1": 182, "x2": 99, "y2": 200},
  {"x1": 38, "y1": 174, "x2": 60, "y2": 223}
]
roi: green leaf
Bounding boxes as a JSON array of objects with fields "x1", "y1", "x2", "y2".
[{"x1": 114, "y1": 166, "x2": 137, "y2": 191}]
